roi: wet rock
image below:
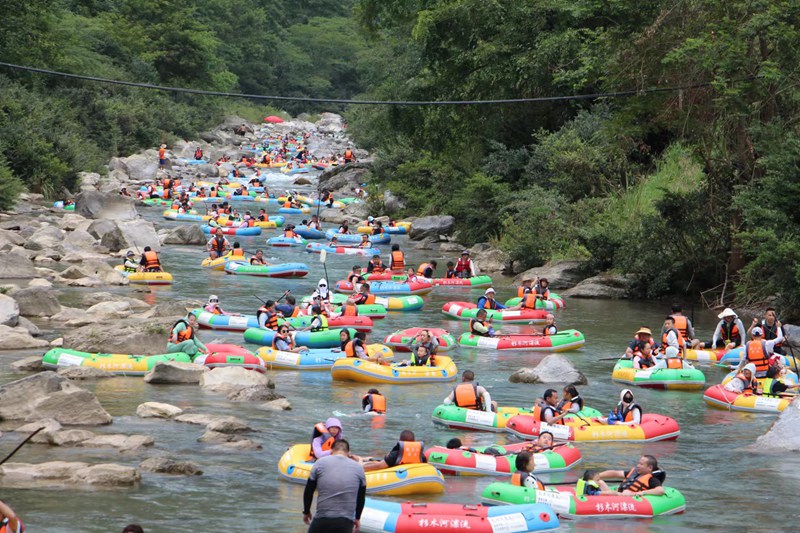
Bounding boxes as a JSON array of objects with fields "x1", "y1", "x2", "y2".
[
  {"x1": 144, "y1": 361, "x2": 208, "y2": 384},
  {"x1": 175, "y1": 413, "x2": 250, "y2": 430},
  {"x1": 27, "y1": 278, "x2": 53, "y2": 289},
  {"x1": 753, "y1": 401, "x2": 800, "y2": 451},
  {"x1": 100, "y1": 219, "x2": 160, "y2": 252},
  {"x1": 63, "y1": 317, "x2": 173, "y2": 354},
  {"x1": 51, "y1": 429, "x2": 97, "y2": 446},
  {"x1": 17, "y1": 316, "x2": 41, "y2": 337},
  {"x1": 0, "y1": 293, "x2": 19, "y2": 326},
  {"x1": 75, "y1": 190, "x2": 138, "y2": 221},
  {"x1": 0, "y1": 372, "x2": 112, "y2": 426},
  {"x1": 161, "y1": 225, "x2": 206, "y2": 245},
  {"x1": 561, "y1": 273, "x2": 634, "y2": 299},
  {"x1": 136, "y1": 402, "x2": 184, "y2": 419},
  {"x1": 80, "y1": 434, "x2": 154, "y2": 451},
  {"x1": 220, "y1": 438, "x2": 263, "y2": 451},
  {"x1": 318, "y1": 163, "x2": 370, "y2": 193},
  {"x1": 0, "y1": 325, "x2": 50, "y2": 349},
  {"x1": 258, "y1": 398, "x2": 292, "y2": 411},
  {"x1": 199, "y1": 367, "x2": 272, "y2": 394},
  {"x1": 56, "y1": 367, "x2": 116, "y2": 380},
  {"x1": 293, "y1": 177, "x2": 313, "y2": 186},
  {"x1": 513, "y1": 260, "x2": 590, "y2": 290},
  {"x1": 137, "y1": 299, "x2": 203, "y2": 319},
  {"x1": 15, "y1": 419, "x2": 62, "y2": 443},
  {"x1": 11, "y1": 355, "x2": 45, "y2": 372},
  {"x1": 82, "y1": 292, "x2": 149, "y2": 312},
  {"x1": 0, "y1": 461, "x2": 139, "y2": 487},
  {"x1": 198, "y1": 430, "x2": 262, "y2": 450},
  {"x1": 86, "y1": 218, "x2": 117, "y2": 240},
  {"x1": 0, "y1": 251, "x2": 36, "y2": 279},
  {"x1": 9, "y1": 287, "x2": 61, "y2": 317},
  {"x1": 29, "y1": 226, "x2": 65, "y2": 249},
  {"x1": 138, "y1": 456, "x2": 202, "y2": 476},
  {"x1": 227, "y1": 386, "x2": 282, "y2": 403},
  {"x1": 509, "y1": 355, "x2": 588, "y2": 385},
  {"x1": 409, "y1": 216, "x2": 455, "y2": 241},
  {"x1": 205, "y1": 418, "x2": 252, "y2": 434}
]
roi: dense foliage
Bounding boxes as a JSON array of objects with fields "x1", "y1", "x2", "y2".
[{"x1": 348, "y1": 0, "x2": 800, "y2": 316}]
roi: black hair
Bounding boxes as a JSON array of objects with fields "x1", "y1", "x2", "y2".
[
  {"x1": 355, "y1": 332, "x2": 367, "y2": 341},
  {"x1": 332, "y1": 440, "x2": 350, "y2": 452},
  {"x1": 671, "y1": 304, "x2": 682, "y2": 313},
  {"x1": 543, "y1": 389, "x2": 557, "y2": 400},
  {"x1": 446, "y1": 438, "x2": 462, "y2": 449},
  {"x1": 368, "y1": 388, "x2": 380, "y2": 394},
  {"x1": 265, "y1": 300, "x2": 275, "y2": 307},
  {"x1": 399, "y1": 430, "x2": 415, "y2": 441},
  {"x1": 462, "y1": 370, "x2": 475, "y2": 381},
  {"x1": 515, "y1": 451, "x2": 533, "y2": 472},
  {"x1": 286, "y1": 295, "x2": 296, "y2": 305},
  {"x1": 391, "y1": 244, "x2": 399, "y2": 251}
]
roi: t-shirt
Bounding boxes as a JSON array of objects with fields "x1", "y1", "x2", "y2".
[
  {"x1": 308, "y1": 455, "x2": 366, "y2": 519},
  {"x1": 384, "y1": 443, "x2": 428, "y2": 468},
  {"x1": 275, "y1": 303, "x2": 295, "y2": 316}
]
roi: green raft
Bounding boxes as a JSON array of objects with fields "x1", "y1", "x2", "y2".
[
  {"x1": 481, "y1": 483, "x2": 686, "y2": 518},
  {"x1": 431, "y1": 404, "x2": 602, "y2": 432},
  {"x1": 42, "y1": 348, "x2": 192, "y2": 376},
  {"x1": 504, "y1": 292, "x2": 565, "y2": 310},
  {"x1": 611, "y1": 359, "x2": 706, "y2": 391},
  {"x1": 242, "y1": 327, "x2": 356, "y2": 348}
]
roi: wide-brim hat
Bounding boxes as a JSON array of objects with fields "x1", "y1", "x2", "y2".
[{"x1": 718, "y1": 308, "x2": 737, "y2": 319}]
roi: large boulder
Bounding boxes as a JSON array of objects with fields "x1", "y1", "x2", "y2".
[
  {"x1": 783, "y1": 324, "x2": 800, "y2": 348},
  {"x1": 0, "y1": 462, "x2": 140, "y2": 487},
  {"x1": 227, "y1": 386, "x2": 283, "y2": 402},
  {"x1": 199, "y1": 367, "x2": 272, "y2": 394},
  {"x1": 9, "y1": 287, "x2": 61, "y2": 317},
  {"x1": 383, "y1": 190, "x2": 405, "y2": 214},
  {"x1": 57, "y1": 260, "x2": 129, "y2": 287},
  {"x1": 0, "y1": 229, "x2": 26, "y2": 248},
  {"x1": 75, "y1": 190, "x2": 138, "y2": 221},
  {"x1": 561, "y1": 273, "x2": 634, "y2": 299},
  {"x1": 80, "y1": 434, "x2": 154, "y2": 451},
  {"x1": 315, "y1": 112, "x2": 346, "y2": 135},
  {"x1": 136, "y1": 402, "x2": 184, "y2": 419},
  {"x1": 138, "y1": 457, "x2": 202, "y2": 476},
  {"x1": 513, "y1": 260, "x2": 589, "y2": 290},
  {"x1": 144, "y1": 361, "x2": 208, "y2": 384},
  {"x1": 161, "y1": 225, "x2": 206, "y2": 245},
  {"x1": 0, "y1": 372, "x2": 112, "y2": 425},
  {"x1": 138, "y1": 299, "x2": 204, "y2": 319},
  {"x1": 100, "y1": 219, "x2": 160, "y2": 252},
  {"x1": 753, "y1": 401, "x2": 800, "y2": 451},
  {"x1": 468, "y1": 242, "x2": 511, "y2": 274},
  {"x1": 409, "y1": 216, "x2": 455, "y2": 241},
  {"x1": 11, "y1": 356, "x2": 45, "y2": 372},
  {"x1": 62, "y1": 317, "x2": 173, "y2": 355},
  {"x1": 62, "y1": 229, "x2": 100, "y2": 252},
  {"x1": 56, "y1": 367, "x2": 116, "y2": 380},
  {"x1": 509, "y1": 355, "x2": 588, "y2": 385},
  {"x1": 117, "y1": 153, "x2": 158, "y2": 181},
  {"x1": 29, "y1": 226, "x2": 65, "y2": 249},
  {"x1": 84, "y1": 301, "x2": 134, "y2": 320},
  {"x1": 0, "y1": 325, "x2": 50, "y2": 349},
  {"x1": 318, "y1": 163, "x2": 370, "y2": 193},
  {"x1": 86, "y1": 219, "x2": 118, "y2": 240},
  {"x1": 0, "y1": 293, "x2": 20, "y2": 326},
  {"x1": 0, "y1": 250, "x2": 36, "y2": 279}
]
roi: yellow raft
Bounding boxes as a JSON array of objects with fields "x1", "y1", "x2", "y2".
[
  {"x1": 200, "y1": 254, "x2": 243, "y2": 270},
  {"x1": 114, "y1": 265, "x2": 173, "y2": 285},
  {"x1": 331, "y1": 356, "x2": 457, "y2": 384},
  {"x1": 278, "y1": 444, "x2": 444, "y2": 496},
  {"x1": 257, "y1": 344, "x2": 393, "y2": 370}
]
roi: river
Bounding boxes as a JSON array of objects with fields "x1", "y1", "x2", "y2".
[{"x1": 1, "y1": 194, "x2": 797, "y2": 532}]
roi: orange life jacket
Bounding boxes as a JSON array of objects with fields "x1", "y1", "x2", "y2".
[
  {"x1": 390, "y1": 250, "x2": 405, "y2": 271},
  {"x1": 531, "y1": 403, "x2": 562, "y2": 424},
  {"x1": 272, "y1": 332, "x2": 294, "y2": 350},
  {"x1": 210, "y1": 190, "x2": 218, "y2": 197},
  {"x1": 479, "y1": 297, "x2": 497, "y2": 310},
  {"x1": 344, "y1": 149, "x2": 353, "y2": 159},
  {"x1": 177, "y1": 325, "x2": 193, "y2": 342},
  {"x1": 284, "y1": 230, "x2": 298, "y2": 238},
  {"x1": 342, "y1": 302, "x2": 358, "y2": 316},
  {"x1": 661, "y1": 328, "x2": 685, "y2": 351},
  {"x1": 720, "y1": 321, "x2": 741, "y2": 344},
  {"x1": 619, "y1": 468, "x2": 652, "y2": 493},
  {"x1": 344, "y1": 340, "x2": 357, "y2": 357},
  {"x1": 210, "y1": 236, "x2": 226, "y2": 254},
  {"x1": 469, "y1": 318, "x2": 488, "y2": 335},
  {"x1": 745, "y1": 340, "x2": 770, "y2": 374},
  {"x1": 159, "y1": 148, "x2": 165, "y2": 159},
  {"x1": 453, "y1": 383, "x2": 482, "y2": 410},
  {"x1": 613, "y1": 402, "x2": 641, "y2": 423},
  {"x1": 397, "y1": 441, "x2": 424, "y2": 465},
  {"x1": 511, "y1": 472, "x2": 544, "y2": 489},
  {"x1": 543, "y1": 324, "x2": 557, "y2": 336},
  {"x1": 517, "y1": 286, "x2": 531, "y2": 298},
  {"x1": 143, "y1": 251, "x2": 160, "y2": 270},
  {"x1": 230, "y1": 248, "x2": 244, "y2": 258},
  {"x1": 364, "y1": 393, "x2": 386, "y2": 414},
  {"x1": 535, "y1": 286, "x2": 550, "y2": 299},
  {"x1": 666, "y1": 358, "x2": 683, "y2": 369},
  {"x1": 521, "y1": 294, "x2": 537, "y2": 309},
  {"x1": 210, "y1": 306, "x2": 222, "y2": 315},
  {"x1": 257, "y1": 307, "x2": 279, "y2": 330},
  {"x1": 417, "y1": 263, "x2": 432, "y2": 276},
  {"x1": 369, "y1": 261, "x2": 385, "y2": 273},
  {"x1": 670, "y1": 314, "x2": 689, "y2": 338},
  {"x1": 309, "y1": 422, "x2": 334, "y2": 459},
  {"x1": 630, "y1": 334, "x2": 656, "y2": 355}
]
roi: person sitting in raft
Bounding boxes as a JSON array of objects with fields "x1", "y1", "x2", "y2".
[
  {"x1": 257, "y1": 300, "x2": 280, "y2": 330},
  {"x1": 310, "y1": 294, "x2": 335, "y2": 317},
  {"x1": 750, "y1": 308, "x2": 785, "y2": 354},
  {"x1": 256, "y1": 208, "x2": 268, "y2": 222},
  {"x1": 601, "y1": 389, "x2": 642, "y2": 426},
  {"x1": 312, "y1": 279, "x2": 331, "y2": 303},
  {"x1": 206, "y1": 228, "x2": 231, "y2": 259},
  {"x1": 327, "y1": 235, "x2": 339, "y2": 247},
  {"x1": 556, "y1": 385, "x2": 584, "y2": 417},
  {"x1": 668, "y1": 304, "x2": 695, "y2": 348},
  {"x1": 120, "y1": 187, "x2": 131, "y2": 197},
  {"x1": 454, "y1": 250, "x2": 477, "y2": 279},
  {"x1": 409, "y1": 345, "x2": 435, "y2": 366},
  {"x1": 593, "y1": 455, "x2": 666, "y2": 497},
  {"x1": 250, "y1": 249, "x2": 267, "y2": 265},
  {"x1": 417, "y1": 260, "x2": 437, "y2": 279},
  {"x1": 361, "y1": 430, "x2": 426, "y2": 472},
  {"x1": 340, "y1": 295, "x2": 360, "y2": 316},
  {"x1": 372, "y1": 221, "x2": 385, "y2": 235},
  {"x1": 533, "y1": 278, "x2": 551, "y2": 300},
  {"x1": 273, "y1": 324, "x2": 306, "y2": 353},
  {"x1": 445, "y1": 261, "x2": 457, "y2": 279},
  {"x1": 122, "y1": 251, "x2": 138, "y2": 273},
  {"x1": 362, "y1": 389, "x2": 386, "y2": 415},
  {"x1": 724, "y1": 363, "x2": 758, "y2": 394},
  {"x1": 275, "y1": 294, "x2": 297, "y2": 317},
  {"x1": 511, "y1": 451, "x2": 545, "y2": 490},
  {"x1": 194, "y1": 148, "x2": 204, "y2": 161},
  {"x1": 302, "y1": 306, "x2": 328, "y2": 332},
  {"x1": 138, "y1": 246, "x2": 163, "y2": 272},
  {"x1": 655, "y1": 346, "x2": 687, "y2": 370},
  {"x1": 407, "y1": 329, "x2": 440, "y2": 356},
  {"x1": 204, "y1": 294, "x2": 238, "y2": 316},
  {"x1": 576, "y1": 470, "x2": 602, "y2": 496},
  {"x1": 352, "y1": 283, "x2": 376, "y2": 305},
  {"x1": 760, "y1": 365, "x2": 800, "y2": 396},
  {"x1": 338, "y1": 221, "x2": 350, "y2": 234},
  {"x1": 697, "y1": 307, "x2": 746, "y2": 350},
  {"x1": 517, "y1": 278, "x2": 534, "y2": 297},
  {"x1": 736, "y1": 325, "x2": 785, "y2": 378},
  {"x1": 358, "y1": 234, "x2": 371, "y2": 248},
  {"x1": 389, "y1": 244, "x2": 405, "y2": 272},
  {"x1": 167, "y1": 314, "x2": 208, "y2": 358},
  {"x1": 283, "y1": 224, "x2": 300, "y2": 239},
  {"x1": 308, "y1": 215, "x2": 322, "y2": 231},
  {"x1": 443, "y1": 370, "x2": 497, "y2": 412},
  {"x1": 469, "y1": 308, "x2": 497, "y2": 337},
  {"x1": 405, "y1": 268, "x2": 419, "y2": 282},
  {"x1": 366, "y1": 255, "x2": 385, "y2": 273},
  {"x1": 532, "y1": 389, "x2": 564, "y2": 424},
  {"x1": 541, "y1": 313, "x2": 558, "y2": 335},
  {"x1": 660, "y1": 316, "x2": 685, "y2": 359},
  {"x1": 343, "y1": 331, "x2": 387, "y2": 364},
  {"x1": 347, "y1": 266, "x2": 365, "y2": 288},
  {"x1": 309, "y1": 417, "x2": 344, "y2": 460},
  {"x1": 525, "y1": 431, "x2": 556, "y2": 453},
  {"x1": 625, "y1": 327, "x2": 657, "y2": 359},
  {"x1": 477, "y1": 287, "x2": 505, "y2": 310},
  {"x1": 633, "y1": 342, "x2": 657, "y2": 369},
  {"x1": 229, "y1": 241, "x2": 246, "y2": 259}
]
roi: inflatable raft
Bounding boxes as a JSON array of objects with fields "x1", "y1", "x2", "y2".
[
  {"x1": 278, "y1": 444, "x2": 444, "y2": 496},
  {"x1": 504, "y1": 293, "x2": 566, "y2": 310},
  {"x1": 355, "y1": 223, "x2": 410, "y2": 235},
  {"x1": 425, "y1": 442, "x2": 582, "y2": 476},
  {"x1": 113, "y1": 265, "x2": 174, "y2": 285},
  {"x1": 277, "y1": 206, "x2": 312, "y2": 215},
  {"x1": 193, "y1": 345, "x2": 266, "y2": 372},
  {"x1": 505, "y1": 413, "x2": 681, "y2": 443},
  {"x1": 442, "y1": 302, "x2": 549, "y2": 324},
  {"x1": 331, "y1": 356, "x2": 458, "y2": 384},
  {"x1": 257, "y1": 344, "x2": 393, "y2": 370},
  {"x1": 361, "y1": 498, "x2": 559, "y2": 533},
  {"x1": 42, "y1": 348, "x2": 191, "y2": 376},
  {"x1": 163, "y1": 211, "x2": 207, "y2": 222},
  {"x1": 200, "y1": 255, "x2": 237, "y2": 271},
  {"x1": 335, "y1": 280, "x2": 433, "y2": 296},
  {"x1": 266, "y1": 236, "x2": 308, "y2": 247},
  {"x1": 191, "y1": 309, "x2": 372, "y2": 332},
  {"x1": 293, "y1": 225, "x2": 326, "y2": 239},
  {"x1": 432, "y1": 405, "x2": 603, "y2": 432},
  {"x1": 383, "y1": 327, "x2": 456, "y2": 352},
  {"x1": 481, "y1": 484, "x2": 686, "y2": 519},
  {"x1": 683, "y1": 347, "x2": 727, "y2": 363},
  {"x1": 201, "y1": 225, "x2": 261, "y2": 236},
  {"x1": 223, "y1": 261, "x2": 309, "y2": 278},
  {"x1": 432, "y1": 275, "x2": 493, "y2": 288},
  {"x1": 458, "y1": 330, "x2": 585, "y2": 352},
  {"x1": 703, "y1": 384, "x2": 793, "y2": 413},
  {"x1": 718, "y1": 347, "x2": 799, "y2": 368},
  {"x1": 242, "y1": 327, "x2": 356, "y2": 348},
  {"x1": 306, "y1": 243, "x2": 382, "y2": 256},
  {"x1": 325, "y1": 229, "x2": 390, "y2": 245},
  {"x1": 612, "y1": 359, "x2": 705, "y2": 390}
]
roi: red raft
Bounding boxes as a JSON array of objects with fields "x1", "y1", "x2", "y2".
[
  {"x1": 383, "y1": 327, "x2": 456, "y2": 352},
  {"x1": 505, "y1": 414, "x2": 680, "y2": 443},
  {"x1": 197, "y1": 343, "x2": 266, "y2": 372}
]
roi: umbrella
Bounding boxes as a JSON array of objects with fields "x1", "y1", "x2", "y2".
[{"x1": 264, "y1": 116, "x2": 284, "y2": 124}]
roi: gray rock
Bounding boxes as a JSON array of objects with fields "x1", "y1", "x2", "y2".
[
  {"x1": 17, "y1": 316, "x2": 41, "y2": 336},
  {"x1": 118, "y1": 153, "x2": 159, "y2": 181},
  {"x1": 100, "y1": 219, "x2": 160, "y2": 252},
  {"x1": 86, "y1": 219, "x2": 118, "y2": 240},
  {"x1": 144, "y1": 361, "x2": 208, "y2": 384},
  {"x1": 161, "y1": 225, "x2": 206, "y2": 245},
  {"x1": 293, "y1": 177, "x2": 313, "y2": 186},
  {"x1": 468, "y1": 242, "x2": 511, "y2": 274},
  {"x1": 561, "y1": 273, "x2": 634, "y2": 299},
  {"x1": 138, "y1": 456, "x2": 202, "y2": 476},
  {"x1": 63, "y1": 317, "x2": 172, "y2": 354},
  {"x1": 10, "y1": 287, "x2": 61, "y2": 317},
  {"x1": 83, "y1": 300, "x2": 134, "y2": 320},
  {"x1": 15, "y1": 419, "x2": 62, "y2": 444},
  {"x1": 409, "y1": 216, "x2": 455, "y2": 240},
  {"x1": 135, "y1": 402, "x2": 184, "y2": 419},
  {"x1": 783, "y1": 324, "x2": 800, "y2": 349},
  {"x1": 0, "y1": 229, "x2": 25, "y2": 248},
  {"x1": 80, "y1": 434, "x2": 154, "y2": 451},
  {"x1": 56, "y1": 367, "x2": 116, "y2": 380},
  {"x1": 0, "y1": 325, "x2": 50, "y2": 349},
  {"x1": 0, "y1": 293, "x2": 19, "y2": 326},
  {"x1": 509, "y1": 355, "x2": 588, "y2": 385},
  {"x1": 11, "y1": 355, "x2": 44, "y2": 372},
  {"x1": 62, "y1": 229, "x2": 98, "y2": 252},
  {"x1": 513, "y1": 260, "x2": 589, "y2": 290},
  {"x1": 75, "y1": 190, "x2": 138, "y2": 221},
  {"x1": 175, "y1": 413, "x2": 249, "y2": 429},
  {"x1": 27, "y1": 278, "x2": 53, "y2": 289},
  {"x1": 0, "y1": 251, "x2": 36, "y2": 279},
  {"x1": 383, "y1": 190, "x2": 405, "y2": 214},
  {"x1": 753, "y1": 401, "x2": 800, "y2": 451},
  {"x1": 51, "y1": 429, "x2": 96, "y2": 446},
  {"x1": 227, "y1": 386, "x2": 283, "y2": 403},
  {"x1": 197, "y1": 431, "x2": 262, "y2": 450},
  {"x1": 0, "y1": 461, "x2": 141, "y2": 487},
  {"x1": 199, "y1": 367, "x2": 272, "y2": 394},
  {"x1": 258, "y1": 398, "x2": 292, "y2": 411},
  {"x1": 205, "y1": 418, "x2": 252, "y2": 434},
  {"x1": 318, "y1": 163, "x2": 370, "y2": 193},
  {"x1": 137, "y1": 300, "x2": 202, "y2": 319},
  {"x1": 29, "y1": 226, "x2": 65, "y2": 249}
]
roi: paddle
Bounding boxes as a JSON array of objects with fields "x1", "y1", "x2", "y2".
[
  {"x1": 0, "y1": 427, "x2": 44, "y2": 466},
  {"x1": 320, "y1": 249, "x2": 330, "y2": 285}
]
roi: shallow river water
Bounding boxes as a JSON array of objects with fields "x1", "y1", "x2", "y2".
[{"x1": 1, "y1": 203, "x2": 798, "y2": 532}]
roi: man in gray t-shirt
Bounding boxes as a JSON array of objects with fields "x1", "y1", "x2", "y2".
[{"x1": 303, "y1": 439, "x2": 366, "y2": 533}]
